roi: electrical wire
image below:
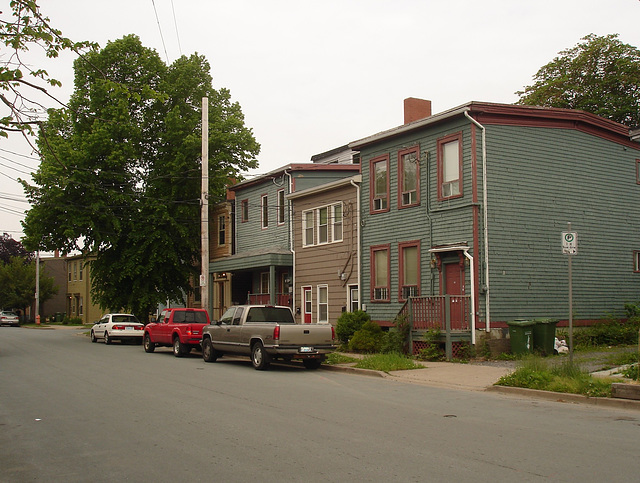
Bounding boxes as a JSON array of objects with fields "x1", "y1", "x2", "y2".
[{"x1": 151, "y1": 0, "x2": 170, "y2": 63}]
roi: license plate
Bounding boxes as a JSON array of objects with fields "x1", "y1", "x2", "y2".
[
  {"x1": 125, "y1": 326, "x2": 133, "y2": 330},
  {"x1": 299, "y1": 347, "x2": 315, "y2": 353}
]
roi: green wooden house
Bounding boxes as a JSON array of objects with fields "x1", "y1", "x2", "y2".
[{"x1": 349, "y1": 100, "x2": 640, "y2": 351}]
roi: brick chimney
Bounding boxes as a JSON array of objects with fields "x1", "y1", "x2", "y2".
[{"x1": 404, "y1": 98, "x2": 432, "y2": 124}]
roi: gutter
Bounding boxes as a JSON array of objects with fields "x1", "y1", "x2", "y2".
[
  {"x1": 350, "y1": 178, "x2": 361, "y2": 310},
  {"x1": 464, "y1": 111, "x2": 490, "y2": 333}
]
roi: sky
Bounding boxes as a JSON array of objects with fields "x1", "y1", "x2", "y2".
[{"x1": 1, "y1": 0, "x2": 640, "y2": 240}]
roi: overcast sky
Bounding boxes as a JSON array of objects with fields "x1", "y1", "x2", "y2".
[{"x1": 1, "y1": 0, "x2": 640, "y2": 239}]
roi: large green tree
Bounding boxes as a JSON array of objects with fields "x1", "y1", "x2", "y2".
[
  {"x1": 0, "y1": 0, "x2": 94, "y2": 142},
  {"x1": 21, "y1": 35, "x2": 259, "y2": 320},
  {"x1": 516, "y1": 34, "x2": 640, "y2": 127},
  {"x1": 0, "y1": 256, "x2": 57, "y2": 317}
]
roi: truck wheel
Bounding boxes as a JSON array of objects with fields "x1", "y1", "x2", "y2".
[
  {"x1": 104, "y1": 331, "x2": 111, "y2": 344},
  {"x1": 173, "y1": 337, "x2": 186, "y2": 357},
  {"x1": 202, "y1": 338, "x2": 219, "y2": 363},
  {"x1": 90, "y1": 330, "x2": 97, "y2": 343},
  {"x1": 251, "y1": 342, "x2": 271, "y2": 370},
  {"x1": 303, "y1": 359, "x2": 322, "y2": 370},
  {"x1": 143, "y1": 333, "x2": 155, "y2": 353}
]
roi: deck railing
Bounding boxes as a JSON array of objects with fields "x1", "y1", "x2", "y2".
[
  {"x1": 247, "y1": 293, "x2": 292, "y2": 306},
  {"x1": 398, "y1": 295, "x2": 471, "y2": 331}
]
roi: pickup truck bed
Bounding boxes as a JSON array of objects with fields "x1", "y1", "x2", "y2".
[{"x1": 201, "y1": 305, "x2": 336, "y2": 370}]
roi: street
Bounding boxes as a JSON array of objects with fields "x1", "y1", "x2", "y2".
[{"x1": 1, "y1": 327, "x2": 639, "y2": 482}]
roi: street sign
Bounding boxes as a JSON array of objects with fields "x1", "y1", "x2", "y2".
[{"x1": 562, "y1": 231, "x2": 577, "y2": 255}]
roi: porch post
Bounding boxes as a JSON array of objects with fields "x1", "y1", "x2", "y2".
[
  {"x1": 269, "y1": 265, "x2": 276, "y2": 305},
  {"x1": 445, "y1": 294, "x2": 452, "y2": 361}
]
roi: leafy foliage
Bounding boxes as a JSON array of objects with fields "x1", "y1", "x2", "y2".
[
  {"x1": 516, "y1": 34, "x2": 640, "y2": 127},
  {"x1": 0, "y1": 256, "x2": 57, "y2": 312},
  {"x1": 21, "y1": 35, "x2": 259, "y2": 320},
  {"x1": 416, "y1": 328, "x2": 445, "y2": 361},
  {"x1": 354, "y1": 353, "x2": 422, "y2": 372},
  {"x1": 0, "y1": 232, "x2": 33, "y2": 264},
  {"x1": 0, "y1": 0, "x2": 95, "y2": 142},
  {"x1": 568, "y1": 319, "x2": 640, "y2": 348},
  {"x1": 335, "y1": 310, "x2": 370, "y2": 345},
  {"x1": 348, "y1": 320, "x2": 384, "y2": 353}
]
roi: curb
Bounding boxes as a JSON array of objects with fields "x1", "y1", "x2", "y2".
[
  {"x1": 487, "y1": 385, "x2": 640, "y2": 411},
  {"x1": 320, "y1": 364, "x2": 387, "y2": 378}
]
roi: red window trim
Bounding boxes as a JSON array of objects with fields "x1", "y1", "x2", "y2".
[
  {"x1": 370, "y1": 244, "x2": 391, "y2": 303},
  {"x1": 369, "y1": 154, "x2": 390, "y2": 214},
  {"x1": 398, "y1": 240, "x2": 421, "y2": 301},
  {"x1": 397, "y1": 145, "x2": 420, "y2": 209},
  {"x1": 437, "y1": 132, "x2": 464, "y2": 201}
]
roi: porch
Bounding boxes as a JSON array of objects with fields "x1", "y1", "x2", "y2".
[
  {"x1": 397, "y1": 295, "x2": 473, "y2": 360},
  {"x1": 247, "y1": 292, "x2": 292, "y2": 306}
]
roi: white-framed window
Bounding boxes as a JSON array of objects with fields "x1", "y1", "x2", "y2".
[
  {"x1": 303, "y1": 210, "x2": 314, "y2": 246},
  {"x1": 218, "y1": 215, "x2": 226, "y2": 245},
  {"x1": 371, "y1": 245, "x2": 390, "y2": 302},
  {"x1": 371, "y1": 155, "x2": 389, "y2": 212},
  {"x1": 261, "y1": 194, "x2": 268, "y2": 229},
  {"x1": 399, "y1": 146, "x2": 419, "y2": 207},
  {"x1": 399, "y1": 242, "x2": 420, "y2": 300},
  {"x1": 634, "y1": 251, "x2": 640, "y2": 273},
  {"x1": 317, "y1": 285, "x2": 328, "y2": 323},
  {"x1": 438, "y1": 133, "x2": 462, "y2": 199},
  {"x1": 277, "y1": 189, "x2": 286, "y2": 225},
  {"x1": 79, "y1": 262, "x2": 83, "y2": 281},
  {"x1": 318, "y1": 206, "x2": 329, "y2": 244},
  {"x1": 348, "y1": 285, "x2": 359, "y2": 312},
  {"x1": 332, "y1": 203, "x2": 343, "y2": 242}
]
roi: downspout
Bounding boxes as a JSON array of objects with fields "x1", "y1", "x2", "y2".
[
  {"x1": 464, "y1": 111, "x2": 490, "y2": 333},
  {"x1": 350, "y1": 178, "x2": 361, "y2": 310},
  {"x1": 462, "y1": 249, "x2": 476, "y2": 345},
  {"x1": 285, "y1": 170, "x2": 295, "y2": 312}
]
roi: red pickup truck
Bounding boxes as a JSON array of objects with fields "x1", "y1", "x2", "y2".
[{"x1": 143, "y1": 308, "x2": 210, "y2": 357}]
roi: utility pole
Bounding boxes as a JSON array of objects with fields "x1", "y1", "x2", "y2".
[
  {"x1": 201, "y1": 97, "x2": 209, "y2": 315},
  {"x1": 35, "y1": 250, "x2": 40, "y2": 325}
]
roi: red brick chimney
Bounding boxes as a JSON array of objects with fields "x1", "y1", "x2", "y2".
[{"x1": 404, "y1": 98, "x2": 432, "y2": 124}]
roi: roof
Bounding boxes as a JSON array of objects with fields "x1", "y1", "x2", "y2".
[
  {"x1": 349, "y1": 101, "x2": 634, "y2": 150},
  {"x1": 228, "y1": 163, "x2": 360, "y2": 191},
  {"x1": 286, "y1": 175, "x2": 362, "y2": 200}
]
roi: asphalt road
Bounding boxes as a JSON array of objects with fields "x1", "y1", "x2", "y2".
[{"x1": 1, "y1": 326, "x2": 639, "y2": 482}]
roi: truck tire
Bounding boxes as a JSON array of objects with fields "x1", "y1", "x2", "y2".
[
  {"x1": 173, "y1": 337, "x2": 186, "y2": 357},
  {"x1": 303, "y1": 359, "x2": 322, "y2": 370},
  {"x1": 251, "y1": 342, "x2": 271, "y2": 370},
  {"x1": 143, "y1": 333, "x2": 155, "y2": 353},
  {"x1": 202, "y1": 337, "x2": 219, "y2": 362}
]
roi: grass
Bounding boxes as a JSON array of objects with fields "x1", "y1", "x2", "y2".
[
  {"x1": 496, "y1": 355, "x2": 620, "y2": 398},
  {"x1": 326, "y1": 351, "x2": 423, "y2": 372}
]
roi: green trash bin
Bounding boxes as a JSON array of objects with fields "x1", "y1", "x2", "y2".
[
  {"x1": 532, "y1": 318, "x2": 559, "y2": 356},
  {"x1": 506, "y1": 319, "x2": 535, "y2": 355}
]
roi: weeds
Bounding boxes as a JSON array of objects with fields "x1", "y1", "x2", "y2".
[{"x1": 355, "y1": 353, "x2": 423, "y2": 372}]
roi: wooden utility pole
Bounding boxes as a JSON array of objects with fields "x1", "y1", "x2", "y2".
[{"x1": 201, "y1": 97, "x2": 209, "y2": 314}]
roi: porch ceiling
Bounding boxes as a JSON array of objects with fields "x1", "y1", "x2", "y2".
[{"x1": 209, "y1": 249, "x2": 292, "y2": 272}]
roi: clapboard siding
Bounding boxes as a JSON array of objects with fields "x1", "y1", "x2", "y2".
[{"x1": 486, "y1": 124, "x2": 640, "y2": 321}]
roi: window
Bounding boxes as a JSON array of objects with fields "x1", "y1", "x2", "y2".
[
  {"x1": 399, "y1": 241, "x2": 420, "y2": 300},
  {"x1": 318, "y1": 207, "x2": 329, "y2": 244},
  {"x1": 370, "y1": 155, "x2": 389, "y2": 212},
  {"x1": 260, "y1": 272, "x2": 269, "y2": 295},
  {"x1": 438, "y1": 133, "x2": 462, "y2": 199},
  {"x1": 399, "y1": 146, "x2": 420, "y2": 207},
  {"x1": 73, "y1": 262, "x2": 77, "y2": 281},
  {"x1": 79, "y1": 263, "x2": 83, "y2": 281},
  {"x1": 318, "y1": 285, "x2": 328, "y2": 323},
  {"x1": 218, "y1": 215, "x2": 226, "y2": 246},
  {"x1": 332, "y1": 203, "x2": 343, "y2": 242},
  {"x1": 637, "y1": 160, "x2": 640, "y2": 185},
  {"x1": 241, "y1": 199, "x2": 249, "y2": 222},
  {"x1": 349, "y1": 285, "x2": 359, "y2": 312},
  {"x1": 261, "y1": 195, "x2": 268, "y2": 228},
  {"x1": 303, "y1": 210, "x2": 314, "y2": 246},
  {"x1": 635, "y1": 251, "x2": 640, "y2": 273},
  {"x1": 277, "y1": 189, "x2": 286, "y2": 224},
  {"x1": 68, "y1": 264, "x2": 72, "y2": 282},
  {"x1": 78, "y1": 296, "x2": 83, "y2": 316},
  {"x1": 371, "y1": 245, "x2": 390, "y2": 302}
]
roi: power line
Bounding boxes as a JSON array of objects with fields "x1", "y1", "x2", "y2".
[
  {"x1": 171, "y1": 0, "x2": 182, "y2": 56},
  {"x1": 151, "y1": 0, "x2": 170, "y2": 63}
]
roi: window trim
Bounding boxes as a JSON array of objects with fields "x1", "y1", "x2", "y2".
[
  {"x1": 636, "y1": 160, "x2": 640, "y2": 185},
  {"x1": 398, "y1": 145, "x2": 420, "y2": 209},
  {"x1": 261, "y1": 194, "x2": 268, "y2": 229},
  {"x1": 634, "y1": 250, "x2": 640, "y2": 273},
  {"x1": 218, "y1": 215, "x2": 226, "y2": 246},
  {"x1": 437, "y1": 132, "x2": 463, "y2": 201},
  {"x1": 302, "y1": 209, "x2": 314, "y2": 247},
  {"x1": 277, "y1": 189, "x2": 286, "y2": 225},
  {"x1": 370, "y1": 244, "x2": 391, "y2": 303},
  {"x1": 317, "y1": 206, "x2": 329, "y2": 245},
  {"x1": 317, "y1": 284, "x2": 329, "y2": 324},
  {"x1": 332, "y1": 203, "x2": 343, "y2": 242},
  {"x1": 399, "y1": 240, "x2": 421, "y2": 301},
  {"x1": 241, "y1": 199, "x2": 249, "y2": 223},
  {"x1": 370, "y1": 154, "x2": 390, "y2": 213}
]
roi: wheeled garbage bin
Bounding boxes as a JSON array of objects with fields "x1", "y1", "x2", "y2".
[
  {"x1": 506, "y1": 319, "x2": 535, "y2": 355},
  {"x1": 532, "y1": 318, "x2": 559, "y2": 356}
]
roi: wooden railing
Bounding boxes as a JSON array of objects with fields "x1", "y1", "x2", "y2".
[
  {"x1": 398, "y1": 295, "x2": 471, "y2": 331},
  {"x1": 247, "y1": 293, "x2": 292, "y2": 306}
]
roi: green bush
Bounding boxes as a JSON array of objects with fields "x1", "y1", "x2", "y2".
[
  {"x1": 416, "y1": 328, "x2": 445, "y2": 361},
  {"x1": 568, "y1": 319, "x2": 640, "y2": 348},
  {"x1": 380, "y1": 314, "x2": 411, "y2": 354},
  {"x1": 354, "y1": 353, "x2": 423, "y2": 372},
  {"x1": 349, "y1": 320, "x2": 384, "y2": 353},
  {"x1": 335, "y1": 310, "x2": 370, "y2": 345},
  {"x1": 61, "y1": 316, "x2": 83, "y2": 325}
]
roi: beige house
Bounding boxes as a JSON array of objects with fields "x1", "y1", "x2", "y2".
[
  {"x1": 66, "y1": 255, "x2": 104, "y2": 324},
  {"x1": 287, "y1": 175, "x2": 361, "y2": 325}
]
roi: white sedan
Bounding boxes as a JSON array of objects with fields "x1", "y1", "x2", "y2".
[
  {"x1": 0, "y1": 311, "x2": 20, "y2": 327},
  {"x1": 90, "y1": 313, "x2": 144, "y2": 344}
]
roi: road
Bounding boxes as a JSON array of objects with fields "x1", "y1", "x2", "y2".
[{"x1": 1, "y1": 326, "x2": 639, "y2": 482}]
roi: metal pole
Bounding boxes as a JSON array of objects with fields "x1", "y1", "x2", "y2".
[
  {"x1": 201, "y1": 97, "x2": 209, "y2": 315},
  {"x1": 568, "y1": 222, "x2": 573, "y2": 364}
]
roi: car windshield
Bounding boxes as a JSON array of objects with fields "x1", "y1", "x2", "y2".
[{"x1": 112, "y1": 315, "x2": 139, "y2": 323}]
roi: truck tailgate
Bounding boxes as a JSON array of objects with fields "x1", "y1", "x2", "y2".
[{"x1": 278, "y1": 325, "x2": 334, "y2": 346}]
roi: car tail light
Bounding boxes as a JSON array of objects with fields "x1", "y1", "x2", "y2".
[
  {"x1": 113, "y1": 325, "x2": 124, "y2": 330},
  {"x1": 273, "y1": 325, "x2": 280, "y2": 341},
  {"x1": 186, "y1": 326, "x2": 192, "y2": 336},
  {"x1": 134, "y1": 326, "x2": 143, "y2": 331}
]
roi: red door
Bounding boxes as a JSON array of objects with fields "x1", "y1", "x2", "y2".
[
  {"x1": 303, "y1": 286, "x2": 312, "y2": 324},
  {"x1": 444, "y1": 263, "x2": 464, "y2": 329}
]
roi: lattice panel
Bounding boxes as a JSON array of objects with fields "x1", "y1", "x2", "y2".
[{"x1": 412, "y1": 340, "x2": 470, "y2": 359}]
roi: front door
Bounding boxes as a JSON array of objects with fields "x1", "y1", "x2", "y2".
[
  {"x1": 444, "y1": 262, "x2": 464, "y2": 329},
  {"x1": 303, "y1": 286, "x2": 312, "y2": 324}
]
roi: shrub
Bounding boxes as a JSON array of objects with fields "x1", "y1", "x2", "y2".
[
  {"x1": 380, "y1": 314, "x2": 411, "y2": 354},
  {"x1": 349, "y1": 320, "x2": 384, "y2": 353},
  {"x1": 355, "y1": 353, "x2": 423, "y2": 371},
  {"x1": 416, "y1": 328, "x2": 445, "y2": 361},
  {"x1": 335, "y1": 310, "x2": 370, "y2": 345},
  {"x1": 568, "y1": 319, "x2": 640, "y2": 348}
]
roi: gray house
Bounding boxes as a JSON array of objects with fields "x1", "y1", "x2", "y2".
[{"x1": 349, "y1": 100, "x2": 640, "y2": 349}]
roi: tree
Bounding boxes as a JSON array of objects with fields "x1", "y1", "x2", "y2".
[
  {"x1": 516, "y1": 34, "x2": 640, "y2": 127},
  {"x1": 0, "y1": 0, "x2": 94, "y2": 144},
  {"x1": 21, "y1": 35, "x2": 260, "y2": 321},
  {"x1": 0, "y1": 256, "x2": 57, "y2": 317},
  {"x1": 0, "y1": 232, "x2": 33, "y2": 263}
]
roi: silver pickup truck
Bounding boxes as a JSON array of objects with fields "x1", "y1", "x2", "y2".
[{"x1": 201, "y1": 305, "x2": 336, "y2": 370}]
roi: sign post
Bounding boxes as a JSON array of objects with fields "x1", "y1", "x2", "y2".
[{"x1": 562, "y1": 224, "x2": 577, "y2": 363}]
